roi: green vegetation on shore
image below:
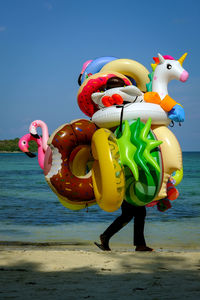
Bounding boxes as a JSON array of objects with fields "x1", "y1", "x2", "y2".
[{"x1": 0, "y1": 138, "x2": 38, "y2": 152}]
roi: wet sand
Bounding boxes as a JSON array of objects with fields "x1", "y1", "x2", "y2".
[{"x1": 0, "y1": 244, "x2": 200, "y2": 300}]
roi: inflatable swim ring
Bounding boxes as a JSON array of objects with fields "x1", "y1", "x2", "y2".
[
  {"x1": 92, "y1": 102, "x2": 171, "y2": 128},
  {"x1": 152, "y1": 125, "x2": 183, "y2": 200},
  {"x1": 81, "y1": 56, "x2": 118, "y2": 84},
  {"x1": 91, "y1": 128, "x2": 125, "y2": 212},
  {"x1": 44, "y1": 119, "x2": 98, "y2": 210},
  {"x1": 77, "y1": 72, "x2": 132, "y2": 117},
  {"x1": 100, "y1": 58, "x2": 150, "y2": 92}
]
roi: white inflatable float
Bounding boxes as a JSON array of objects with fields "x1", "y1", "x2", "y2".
[{"x1": 92, "y1": 102, "x2": 171, "y2": 128}]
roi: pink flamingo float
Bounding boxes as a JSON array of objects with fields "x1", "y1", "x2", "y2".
[{"x1": 18, "y1": 120, "x2": 49, "y2": 170}]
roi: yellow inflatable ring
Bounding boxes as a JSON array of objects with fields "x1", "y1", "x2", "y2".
[
  {"x1": 91, "y1": 128, "x2": 125, "y2": 212},
  {"x1": 100, "y1": 59, "x2": 150, "y2": 92}
]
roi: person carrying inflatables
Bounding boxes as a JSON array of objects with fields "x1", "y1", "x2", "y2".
[
  {"x1": 95, "y1": 200, "x2": 153, "y2": 252},
  {"x1": 77, "y1": 54, "x2": 188, "y2": 251}
]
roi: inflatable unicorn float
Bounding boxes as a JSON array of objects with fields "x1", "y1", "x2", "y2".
[{"x1": 19, "y1": 53, "x2": 189, "y2": 213}]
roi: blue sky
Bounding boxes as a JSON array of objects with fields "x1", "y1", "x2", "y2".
[{"x1": 0, "y1": 0, "x2": 199, "y2": 151}]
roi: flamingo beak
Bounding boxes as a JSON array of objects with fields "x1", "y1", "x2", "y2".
[
  {"x1": 78, "y1": 74, "x2": 82, "y2": 86},
  {"x1": 25, "y1": 152, "x2": 36, "y2": 158},
  {"x1": 30, "y1": 133, "x2": 40, "y2": 139}
]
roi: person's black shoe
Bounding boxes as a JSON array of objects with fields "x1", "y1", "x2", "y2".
[
  {"x1": 135, "y1": 245, "x2": 154, "y2": 252},
  {"x1": 94, "y1": 234, "x2": 111, "y2": 251}
]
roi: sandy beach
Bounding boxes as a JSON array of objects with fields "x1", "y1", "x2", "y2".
[{"x1": 0, "y1": 244, "x2": 200, "y2": 300}]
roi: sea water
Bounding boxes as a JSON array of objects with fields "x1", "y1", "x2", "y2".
[{"x1": 0, "y1": 153, "x2": 200, "y2": 250}]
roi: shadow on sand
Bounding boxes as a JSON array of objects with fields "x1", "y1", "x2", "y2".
[{"x1": 0, "y1": 249, "x2": 200, "y2": 300}]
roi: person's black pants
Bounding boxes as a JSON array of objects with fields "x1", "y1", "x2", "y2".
[{"x1": 102, "y1": 201, "x2": 146, "y2": 246}]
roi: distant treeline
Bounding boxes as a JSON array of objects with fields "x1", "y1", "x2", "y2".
[{"x1": 0, "y1": 138, "x2": 38, "y2": 152}]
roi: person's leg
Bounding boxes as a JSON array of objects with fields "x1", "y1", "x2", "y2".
[
  {"x1": 96, "y1": 201, "x2": 134, "y2": 250},
  {"x1": 103, "y1": 201, "x2": 134, "y2": 238},
  {"x1": 133, "y1": 205, "x2": 146, "y2": 246},
  {"x1": 133, "y1": 205, "x2": 154, "y2": 251}
]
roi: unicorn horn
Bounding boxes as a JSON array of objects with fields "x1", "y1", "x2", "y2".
[
  {"x1": 178, "y1": 53, "x2": 188, "y2": 66},
  {"x1": 157, "y1": 53, "x2": 165, "y2": 64}
]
